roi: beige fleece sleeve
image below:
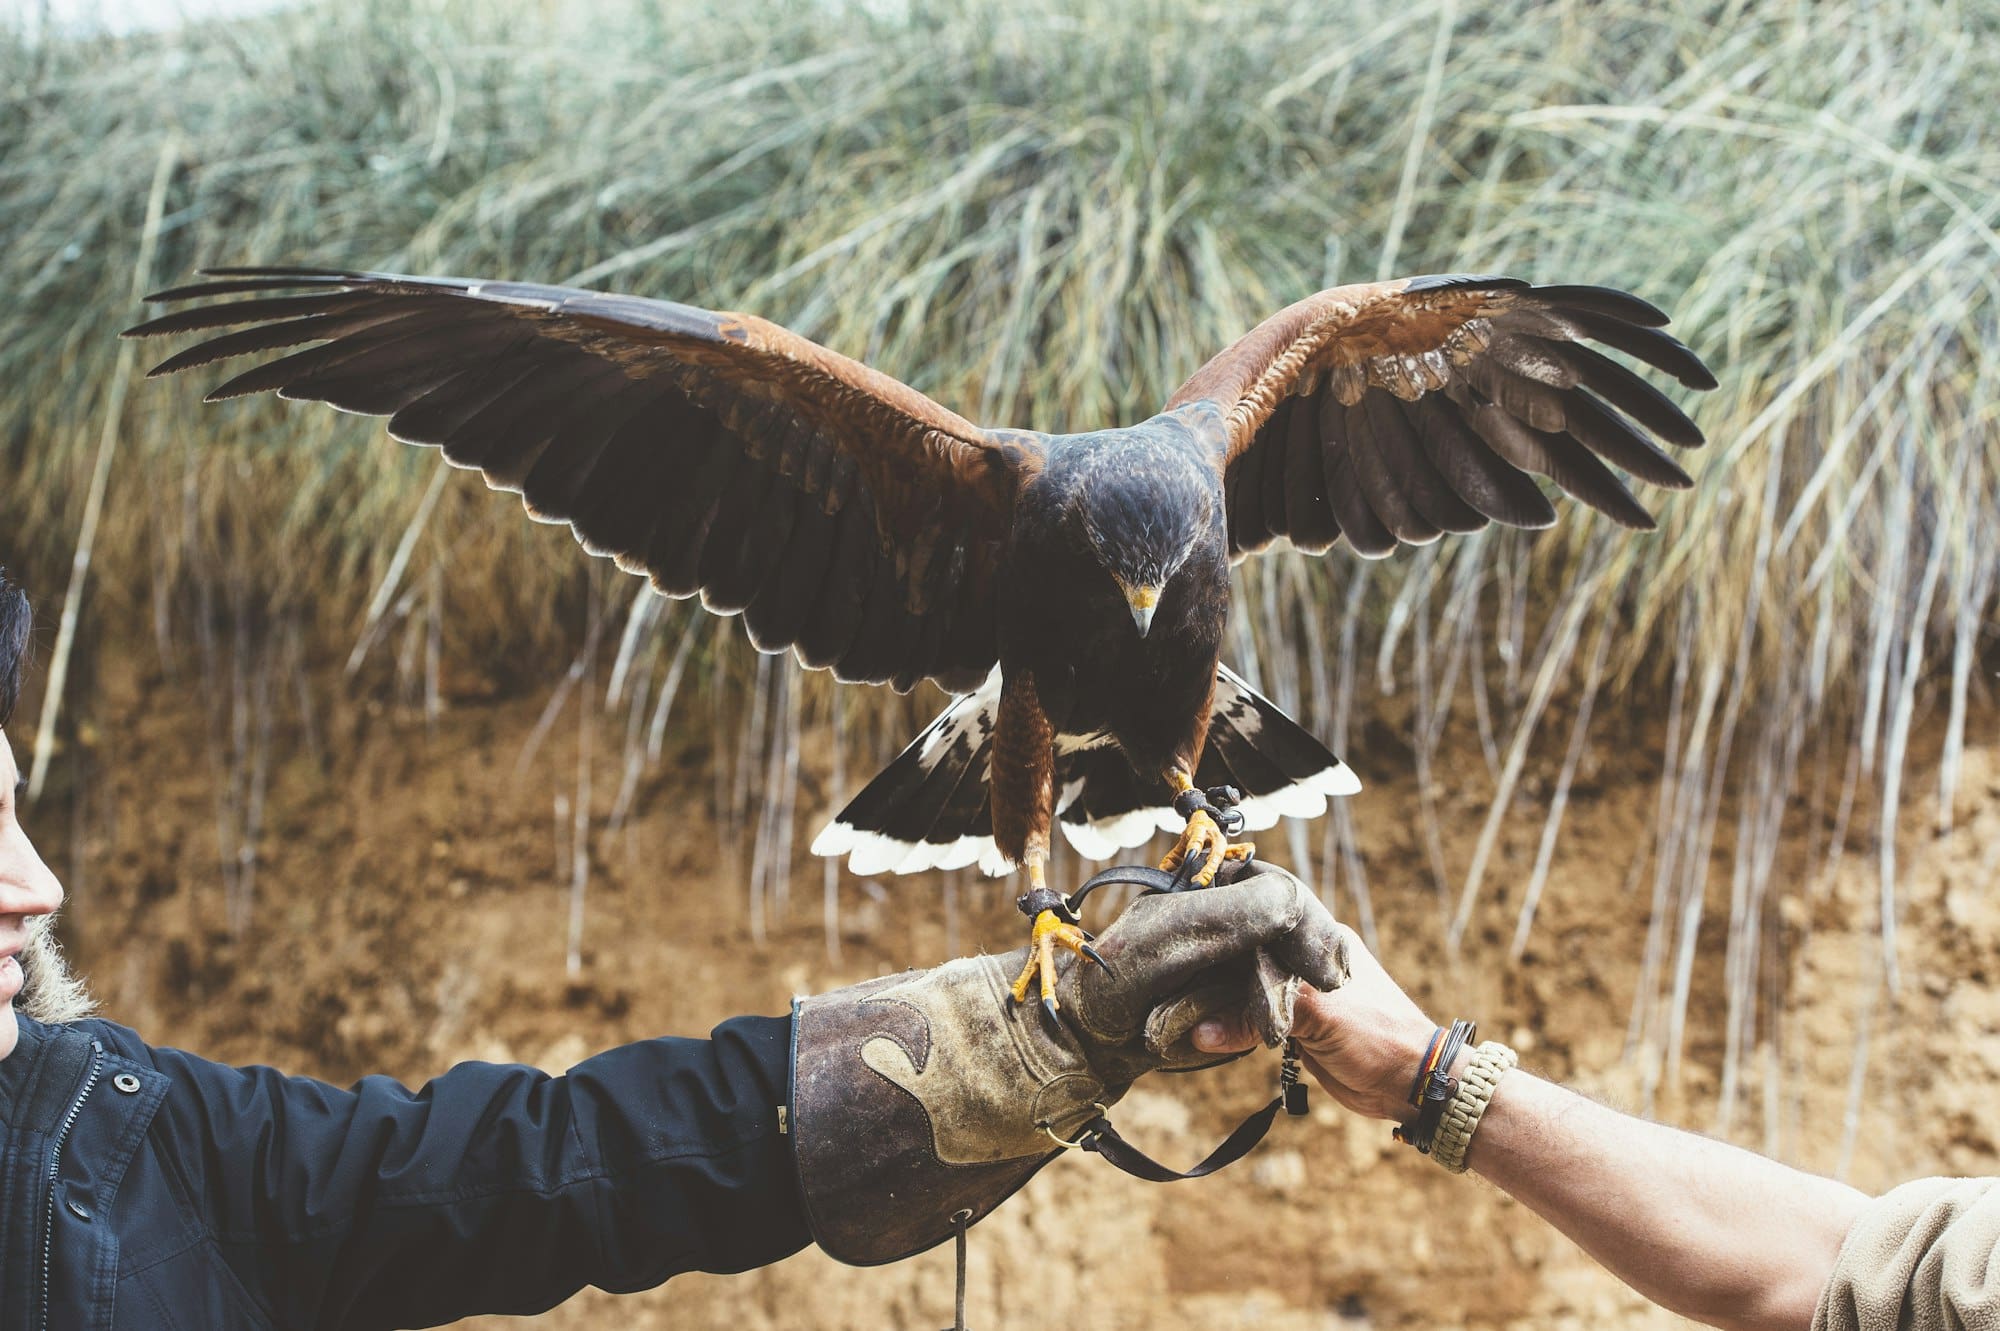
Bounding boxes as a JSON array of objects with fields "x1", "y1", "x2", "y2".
[{"x1": 1812, "y1": 1177, "x2": 2000, "y2": 1331}]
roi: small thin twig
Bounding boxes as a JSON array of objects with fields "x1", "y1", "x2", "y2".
[
  {"x1": 29, "y1": 132, "x2": 179, "y2": 801},
  {"x1": 346, "y1": 460, "x2": 451, "y2": 679},
  {"x1": 566, "y1": 581, "x2": 602, "y2": 978}
]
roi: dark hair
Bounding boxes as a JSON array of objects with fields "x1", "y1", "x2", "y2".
[{"x1": 0, "y1": 567, "x2": 30, "y2": 729}]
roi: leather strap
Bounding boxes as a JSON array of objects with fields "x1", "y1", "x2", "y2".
[
  {"x1": 1065, "y1": 853, "x2": 1260, "y2": 920},
  {"x1": 1052, "y1": 858, "x2": 1295, "y2": 1183},
  {"x1": 1396, "y1": 1018, "x2": 1476, "y2": 1153},
  {"x1": 1072, "y1": 1093, "x2": 1286, "y2": 1182},
  {"x1": 1065, "y1": 864, "x2": 1186, "y2": 917}
]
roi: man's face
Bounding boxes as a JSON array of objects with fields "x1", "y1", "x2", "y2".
[{"x1": 0, "y1": 729, "x2": 64, "y2": 1061}]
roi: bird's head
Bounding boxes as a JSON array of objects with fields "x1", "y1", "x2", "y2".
[{"x1": 1076, "y1": 456, "x2": 1214, "y2": 639}]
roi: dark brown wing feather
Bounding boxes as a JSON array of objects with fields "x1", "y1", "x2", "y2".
[
  {"x1": 1168, "y1": 273, "x2": 1715, "y2": 560},
  {"x1": 129, "y1": 267, "x2": 1042, "y2": 692}
]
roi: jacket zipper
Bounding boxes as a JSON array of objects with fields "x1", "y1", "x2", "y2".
[{"x1": 38, "y1": 1040, "x2": 104, "y2": 1331}]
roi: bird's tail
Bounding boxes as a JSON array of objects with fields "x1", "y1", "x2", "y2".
[
  {"x1": 1051, "y1": 664, "x2": 1360, "y2": 859},
  {"x1": 809, "y1": 671, "x2": 1009, "y2": 877},
  {"x1": 810, "y1": 664, "x2": 1360, "y2": 879}
]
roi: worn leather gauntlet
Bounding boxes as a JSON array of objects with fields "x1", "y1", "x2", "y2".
[{"x1": 789, "y1": 861, "x2": 1346, "y2": 1265}]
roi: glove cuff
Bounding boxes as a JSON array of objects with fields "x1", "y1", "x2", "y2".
[{"x1": 790, "y1": 969, "x2": 1087, "y2": 1266}]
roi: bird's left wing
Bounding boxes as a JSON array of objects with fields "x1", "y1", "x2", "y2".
[
  {"x1": 1167, "y1": 274, "x2": 1716, "y2": 559},
  {"x1": 129, "y1": 268, "x2": 1040, "y2": 693}
]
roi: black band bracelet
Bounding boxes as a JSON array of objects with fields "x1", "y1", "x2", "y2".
[
  {"x1": 1404, "y1": 1026, "x2": 1446, "y2": 1108},
  {"x1": 1395, "y1": 1018, "x2": 1477, "y2": 1154}
]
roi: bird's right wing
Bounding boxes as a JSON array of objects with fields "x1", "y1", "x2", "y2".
[
  {"x1": 1168, "y1": 274, "x2": 1715, "y2": 560},
  {"x1": 129, "y1": 267, "x2": 1043, "y2": 693}
]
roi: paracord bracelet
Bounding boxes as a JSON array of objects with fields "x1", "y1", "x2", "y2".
[{"x1": 1430, "y1": 1040, "x2": 1518, "y2": 1173}]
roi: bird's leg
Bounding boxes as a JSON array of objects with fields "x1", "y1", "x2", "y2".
[
  {"x1": 1008, "y1": 838, "x2": 1109, "y2": 1018},
  {"x1": 1157, "y1": 767, "x2": 1256, "y2": 888}
]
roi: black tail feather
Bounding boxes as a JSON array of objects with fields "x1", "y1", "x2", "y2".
[{"x1": 813, "y1": 664, "x2": 1360, "y2": 877}]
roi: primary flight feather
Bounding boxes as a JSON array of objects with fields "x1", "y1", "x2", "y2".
[{"x1": 130, "y1": 265, "x2": 1713, "y2": 1009}]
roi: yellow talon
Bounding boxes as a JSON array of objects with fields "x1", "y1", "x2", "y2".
[
  {"x1": 1159, "y1": 808, "x2": 1223, "y2": 885},
  {"x1": 1159, "y1": 795, "x2": 1255, "y2": 888},
  {"x1": 1009, "y1": 909, "x2": 1103, "y2": 1012}
]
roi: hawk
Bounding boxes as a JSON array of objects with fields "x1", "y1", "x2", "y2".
[{"x1": 130, "y1": 267, "x2": 1713, "y2": 1010}]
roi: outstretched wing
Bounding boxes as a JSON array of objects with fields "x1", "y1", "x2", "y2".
[
  {"x1": 129, "y1": 267, "x2": 1041, "y2": 693},
  {"x1": 1167, "y1": 274, "x2": 1715, "y2": 559}
]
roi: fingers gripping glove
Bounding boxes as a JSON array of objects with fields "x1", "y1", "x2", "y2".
[{"x1": 788, "y1": 862, "x2": 1348, "y2": 1265}]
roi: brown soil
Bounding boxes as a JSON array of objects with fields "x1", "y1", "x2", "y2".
[{"x1": 48, "y1": 645, "x2": 2000, "y2": 1330}]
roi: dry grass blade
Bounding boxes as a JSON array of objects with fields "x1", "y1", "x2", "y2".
[{"x1": 27, "y1": 133, "x2": 180, "y2": 800}]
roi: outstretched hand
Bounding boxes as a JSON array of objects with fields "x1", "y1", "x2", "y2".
[
  {"x1": 1195, "y1": 920, "x2": 1442, "y2": 1123},
  {"x1": 1194, "y1": 890, "x2": 1875, "y2": 1331}
]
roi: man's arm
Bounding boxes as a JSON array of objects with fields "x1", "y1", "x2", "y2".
[
  {"x1": 127, "y1": 1014, "x2": 808, "y2": 1328},
  {"x1": 1464, "y1": 1065, "x2": 1865, "y2": 1331},
  {"x1": 1195, "y1": 926, "x2": 1867, "y2": 1331}
]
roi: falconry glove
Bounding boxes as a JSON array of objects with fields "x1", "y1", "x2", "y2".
[{"x1": 788, "y1": 861, "x2": 1347, "y2": 1265}]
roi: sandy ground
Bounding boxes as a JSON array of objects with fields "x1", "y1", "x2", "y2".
[{"x1": 43, "y1": 646, "x2": 2000, "y2": 1330}]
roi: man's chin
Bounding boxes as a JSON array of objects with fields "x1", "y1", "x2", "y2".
[{"x1": 0, "y1": 1003, "x2": 17, "y2": 1062}]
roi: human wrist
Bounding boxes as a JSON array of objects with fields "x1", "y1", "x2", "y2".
[{"x1": 1299, "y1": 1013, "x2": 1451, "y2": 1122}]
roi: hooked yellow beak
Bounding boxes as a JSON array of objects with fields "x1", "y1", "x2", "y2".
[{"x1": 1124, "y1": 584, "x2": 1161, "y2": 638}]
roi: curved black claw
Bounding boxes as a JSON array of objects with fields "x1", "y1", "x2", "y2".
[
  {"x1": 1174, "y1": 843, "x2": 1214, "y2": 888},
  {"x1": 1042, "y1": 996, "x2": 1061, "y2": 1024},
  {"x1": 1081, "y1": 941, "x2": 1113, "y2": 977}
]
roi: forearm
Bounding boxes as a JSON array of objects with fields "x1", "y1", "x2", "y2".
[
  {"x1": 1254, "y1": 934, "x2": 1872, "y2": 1331},
  {"x1": 150, "y1": 1013, "x2": 809, "y2": 1327},
  {"x1": 1467, "y1": 1068, "x2": 1867, "y2": 1331}
]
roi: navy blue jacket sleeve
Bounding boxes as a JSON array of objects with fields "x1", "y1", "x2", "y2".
[{"x1": 108, "y1": 1014, "x2": 808, "y2": 1329}]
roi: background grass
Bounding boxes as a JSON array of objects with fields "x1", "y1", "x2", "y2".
[{"x1": 2, "y1": 0, "x2": 1995, "y2": 1112}]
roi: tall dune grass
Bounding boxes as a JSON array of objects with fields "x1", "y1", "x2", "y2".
[{"x1": 3, "y1": 0, "x2": 1995, "y2": 1112}]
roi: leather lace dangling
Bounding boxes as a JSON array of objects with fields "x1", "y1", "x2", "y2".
[{"x1": 939, "y1": 1207, "x2": 973, "y2": 1331}]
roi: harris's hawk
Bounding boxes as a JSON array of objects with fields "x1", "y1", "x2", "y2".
[{"x1": 129, "y1": 268, "x2": 1713, "y2": 1010}]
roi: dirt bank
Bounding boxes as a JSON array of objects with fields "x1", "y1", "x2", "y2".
[{"x1": 47, "y1": 647, "x2": 1999, "y2": 1329}]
